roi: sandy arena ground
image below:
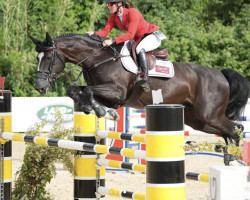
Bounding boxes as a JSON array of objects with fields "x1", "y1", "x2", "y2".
[{"x1": 12, "y1": 136, "x2": 248, "y2": 200}]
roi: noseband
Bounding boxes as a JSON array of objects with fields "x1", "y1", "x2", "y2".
[{"x1": 36, "y1": 40, "x2": 64, "y2": 84}]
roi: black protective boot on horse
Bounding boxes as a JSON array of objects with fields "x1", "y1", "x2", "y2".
[{"x1": 136, "y1": 49, "x2": 150, "y2": 92}]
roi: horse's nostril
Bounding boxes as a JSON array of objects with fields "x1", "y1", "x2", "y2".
[{"x1": 37, "y1": 88, "x2": 45, "y2": 94}]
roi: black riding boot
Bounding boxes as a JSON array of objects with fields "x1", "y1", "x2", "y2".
[{"x1": 136, "y1": 49, "x2": 150, "y2": 92}]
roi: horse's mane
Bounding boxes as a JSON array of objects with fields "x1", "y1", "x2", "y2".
[
  {"x1": 53, "y1": 33, "x2": 123, "y2": 52},
  {"x1": 54, "y1": 33, "x2": 106, "y2": 43},
  {"x1": 53, "y1": 33, "x2": 85, "y2": 39}
]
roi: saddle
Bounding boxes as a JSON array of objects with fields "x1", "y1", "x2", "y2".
[
  {"x1": 127, "y1": 40, "x2": 168, "y2": 70},
  {"x1": 87, "y1": 37, "x2": 173, "y2": 78}
]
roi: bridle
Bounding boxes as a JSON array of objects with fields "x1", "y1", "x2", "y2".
[
  {"x1": 37, "y1": 36, "x2": 125, "y2": 85},
  {"x1": 36, "y1": 40, "x2": 64, "y2": 84}
]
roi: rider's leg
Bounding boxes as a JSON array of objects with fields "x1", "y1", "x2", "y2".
[
  {"x1": 135, "y1": 34, "x2": 161, "y2": 92},
  {"x1": 136, "y1": 49, "x2": 150, "y2": 92}
]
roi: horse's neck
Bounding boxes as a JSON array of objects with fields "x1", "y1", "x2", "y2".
[{"x1": 56, "y1": 37, "x2": 99, "y2": 66}]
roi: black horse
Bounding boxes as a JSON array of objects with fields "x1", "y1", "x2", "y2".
[{"x1": 30, "y1": 32, "x2": 249, "y2": 145}]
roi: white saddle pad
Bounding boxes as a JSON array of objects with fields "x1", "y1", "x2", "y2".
[{"x1": 120, "y1": 41, "x2": 174, "y2": 78}]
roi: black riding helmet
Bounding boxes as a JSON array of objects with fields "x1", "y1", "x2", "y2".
[
  {"x1": 105, "y1": 0, "x2": 126, "y2": 3},
  {"x1": 105, "y1": 0, "x2": 126, "y2": 15}
]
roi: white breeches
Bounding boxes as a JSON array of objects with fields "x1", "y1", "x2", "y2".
[{"x1": 136, "y1": 34, "x2": 161, "y2": 54}]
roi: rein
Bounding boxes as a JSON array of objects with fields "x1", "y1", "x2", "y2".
[
  {"x1": 40, "y1": 35, "x2": 127, "y2": 84},
  {"x1": 87, "y1": 45, "x2": 127, "y2": 72},
  {"x1": 42, "y1": 39, "x2": 107, "y2": 84},
  {"x1": 56, "y1": 44, "x2": 107, "y2": 83}
]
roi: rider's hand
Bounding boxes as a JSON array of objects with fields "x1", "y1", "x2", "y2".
[
  {"x1": 86, "y1": 31, "x2": 95, "y2": 36},
  {"x1": 102, "y1": 39, "x2": 114, "y2": 47}
]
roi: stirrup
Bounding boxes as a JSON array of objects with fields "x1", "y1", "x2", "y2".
[{"x1": 136, "y1": 78, "x2": 147, "y2": 85}]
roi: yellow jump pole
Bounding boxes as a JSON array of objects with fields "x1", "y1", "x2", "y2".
[
  {"x1": 0, "y1": 90, "x2": 12, "y2": 200},
  {"x1": 73, "y1": 103, "x2": 106, "y2": 199},
  {"x1": 145, "y1": 104, "x2": 185, "y2": 200}
]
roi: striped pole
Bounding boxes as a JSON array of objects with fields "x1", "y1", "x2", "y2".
[
  {"x1": 74, "y1": 104, "x2": 106, "y2": 199},
  {"x1": 129, "y1": 113, "x2": 146, "y2": 118},
  {"x1": 0, "y1": 91, "x2": 12, "y2": 200},
  {"x1": 129, "y1": 113, "x2": 250, "y2": 121},
  {"x1": 97, "y1": 186, "x2": 145, "y2": 200},
  {"x1": 186, "y1": 172, "x2": 209, "y2": 182},
  {"x1": 145, "y1": 104, "x2": 185, "y2": 200},
  {"x1": 131, "y1": 130, "x2": 250, "y2": 138},
  {"x1": 239, "y1": 116, "x2": 250, "y2": 121},
  {"x1": 97, "y1": 158, "x2": 146, "y2": 173},
  {"x1": 132, "y1": 109, "x2": 145, "y2": 113},
  {"x1": 184, "y1": 130, "x2": 220, "y2": 137},
  {"x1": 242, "y1": 133, "x2": 250, "y2": 138},
  {"x1": 133, "y1": 125, "x2": 145, "y2": 129},
  {"x1": 0, "y1": 132, "x2": 146, "y2": 159},
  {"x1": 97, "y1": 130, "x2": 146, "y2": 143},
  {"x1": 128, "y1": 129, "x2": 146, "y2": 134}
]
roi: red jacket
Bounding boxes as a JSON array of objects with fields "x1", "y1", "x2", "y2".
[{"x1": 95, "y1": 8, "x2": 160, "y2": 44}]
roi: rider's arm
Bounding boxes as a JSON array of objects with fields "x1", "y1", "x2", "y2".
[
  {"x1": 95, "y1": 14, "x2": 116, "y2": 38},
  {"x1": 114, "y1": 8, "x2": 140, "y2": 44}
]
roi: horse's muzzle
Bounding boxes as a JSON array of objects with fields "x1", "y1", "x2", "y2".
[
  {"x1": 35, "y1": 80, "x2": 50, "y2": 94},
  {"x1": 35, "y1": 72, "x2": 51, "y2": 94}
]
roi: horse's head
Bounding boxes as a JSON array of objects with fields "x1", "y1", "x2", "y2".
[{"x1": 30, "y1": 32, "x2": 65, "y2": 94}]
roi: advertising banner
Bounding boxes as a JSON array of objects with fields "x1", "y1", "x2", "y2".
[{"x1": 12, "y1": 97, "x2": 74, "y2": 132}]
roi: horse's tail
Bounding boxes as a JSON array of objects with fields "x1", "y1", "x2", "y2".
[{"x1": 221, "y1": 69, "x2": 249, "y2": 120}]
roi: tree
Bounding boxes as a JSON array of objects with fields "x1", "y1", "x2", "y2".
[{"x1": 0, "y1": 0, "x2": 249, "y2": 97}]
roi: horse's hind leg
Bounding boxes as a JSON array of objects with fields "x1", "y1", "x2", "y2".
[
  {"x1": 185, "y1": 106, "x2": 240, "y2": 145},
  {"x1": 205, "y1": 120, "x2": 241, "y2": 146},
  {"x1": 185, "y1": 106, "x2": 226, "y2": 135},
  {"x1": 194, "y1": 104, "x2": 240, "y2": 145}
]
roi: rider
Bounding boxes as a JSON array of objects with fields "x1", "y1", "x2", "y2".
[{"x1": 87, "y1": 0, "x2": 164, "y2": 92}]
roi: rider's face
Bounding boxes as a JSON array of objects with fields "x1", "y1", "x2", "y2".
[{"x1": 107, "y1": 2, "x2": 122, "y2": 14}]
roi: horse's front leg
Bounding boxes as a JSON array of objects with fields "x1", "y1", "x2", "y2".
[
  {"x1": 67, "y1": 86, "x2": 92, "y2": 114},
  {"x1": 67, "y1": 85, "x2": 120, "y2": 120},
  {"x1": 83, "y1": 84, "x2": 126, "y2": 119},
  {"x1": 82, "y1": 86, "x2": 106, "y2": 118}
]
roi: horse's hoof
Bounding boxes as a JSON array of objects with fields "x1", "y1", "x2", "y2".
[
  {"x1": 235, "y1": 124, "x2": 244, "y2": 131},
  {"x1": 107, "y1": 109, "x2": 120, "y2": 121},
  {"x1": 84, "y1": 105, "x2": 92, "y2": 112},
  {"x1": 223, "y1": 153, "x2": 244, "y2": 166},
  {"x1": 95, "y1": 106, "x2": 106, "y2": 118},
  {"x1": 80, "y1": 104, "x2": 92, "y2": 114}
]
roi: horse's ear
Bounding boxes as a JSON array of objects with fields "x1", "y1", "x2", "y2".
[
  {"x1": 30, "y1": 36, "x2": 41, "y2": 45},
  {"x1": 45, "y1": 32, "x2": 53, "y2": 46}
]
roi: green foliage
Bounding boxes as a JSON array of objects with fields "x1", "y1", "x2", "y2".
[
  {"x1": 71, "y1": 0, "x2": 106, "y2": 32},
  {"x1": 0, "y1": 0, "x2": 249, "y2": 96},
  {"x1": 12, "y1": 110, "x2": 77, "y2": 200},
  {"x1": 184, "y1": 127, "x2": 246, "y2": 163},
  {"x1": 2, "y1": 51, "x2": 37, "y2": 96},
  {"x1": 201, "y1": 0, "x2": 247, "y2": 26},
  {"x1": 0, "y1": 55, "x2": 11, "y2": 75}
]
